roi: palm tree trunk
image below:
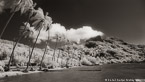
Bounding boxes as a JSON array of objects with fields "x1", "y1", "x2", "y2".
[
  {"x1": 6, "y1": 17, "x2": 30, "y2": 71},
  {"x1": 39, "y1": 45, "x2": 47, "y2": 70},
  {"x1": 57, "y1": 43, "x2": 61, "y2": 63},
  {"x1": 25, "y1": 27, "x2": 42, "y2": 72},
  {"x1": 39, "y1": 29, "x2": 50, "y2": 70},
  {"x1": 67, "y1": 46, "x2": 70, "y2": 57},
  {"x1": 66, "y1": 41, "x2": 71, "y2": 68},
  {"x1": 0, "y1": 12, "x2": 15, "y2": 39},
  {"x1": 57, "y1": 49, "x2": 61, "y2": 63},
  {"x1": 52, "y1": 37, "x2": 58, "y2": 61},
  {"x1": 7, "y1": 36, "x2": 23, "y2": 71},
  {"x1": 66, "y1": 40, "x2": 70, "y2": 57}
]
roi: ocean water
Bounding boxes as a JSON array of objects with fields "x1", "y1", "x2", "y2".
[{"x1": 0, "y1": 63, "x2": 145, "y2": 82}]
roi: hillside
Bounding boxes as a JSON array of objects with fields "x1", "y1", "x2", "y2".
[{"x1": 0, "y1": 37, "x2": 145, "y2": 70}]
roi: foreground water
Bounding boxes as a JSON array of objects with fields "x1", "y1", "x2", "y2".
[{"x1": 0, "y1": 63, "x2": 145, "y2": 82}]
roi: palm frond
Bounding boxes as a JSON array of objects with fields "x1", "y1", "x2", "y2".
[
  {"x1": 9, "y1": 0, "x2": 34, "y2": 14},
  {"x1": 29, "y1": 8, "x2": 44, "y2": 21},
  {"x1": 28, "y1": 7, "x2": 52, "y2": 31},
  {"x1": 19, "y1": 22, "x2": 34, "y2": 38},
  {"x1": 10, "y1": 0, "x2": 22, "y2": 12},
  {"x1": 29, "y1": 8, "x2": 45, "y2": 30},
  {"x1": 32, "y1": 19, "x2": 42, "y2": 26},
  {"x1": 5, "y1": 0, "x2": 18, "y2": 9},
  {"x1": 35, "y1": 19, "x2": 45, "y2": 30},
  {"x1": 44, "y1": 15, "x2": 52, "y2": 30}
]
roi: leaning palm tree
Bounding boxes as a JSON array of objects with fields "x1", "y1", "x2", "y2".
[
  {"x1": 6, "y1": 3, "x2": 37, "y2": 71},
  {"x1": 24, "y1": 9, "x2": 52, "y2": 72},
  {"x1": 24, "y1": 20, "x2": 44, "y2": 72},
  {"x1": 30, "y1": 8, "x2": 52, "y2": 30},
  {"x1": 39, "y1": 28, "x2": 51, "y2": 70},
  {"x1": 6, "y1": 23, "x2": 34, "y2": 71},
  {"x1": 39, "y1": 44, "x2": 49, "y2": 70},
  {"x1": 0, "y1": 0, "x2": 34, "y2": 39}
]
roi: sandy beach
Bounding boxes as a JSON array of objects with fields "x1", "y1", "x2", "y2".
[
  {"x1": 0, "y1": 67, "x2": 69, "y2": 79},
  {"x1": 0, "y1": 71, "x2": 42, "y2": 78}
]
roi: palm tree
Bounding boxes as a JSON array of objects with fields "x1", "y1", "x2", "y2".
[
  {"x1": 52, "y1": 35, "x2": 58, "y2": 61},
  {"x1": 6, "y1": 3, "x2": 37, "y2": 71},
  {"x1": 30, "y1": 8, "x2": 52, "y2": 30},
  {"x1": 57, "y1": 47, "x2": 61, "y2": 63},
  {"x1": 63, "y1": 39, "x2": 71, "y2": 68},
  {"x1": 0, "y1": 0, "x2": 34, "y2": 39},
  {"x1": 56, "y1": 35, "x2": 65, "y2": 63},
  {"x1": 39, "y1": 28, "x2": 51, "y2": 70},
  {"x1": 24, "y1": 10, "x2": 52, "y2": 72},
  {"x1": 6, "y1": 23, "x2": 34, "y2": 71},
  {"x1": 52, "y1": 34, "x2": 63, "y2": 61},
  {"x1": 39, "y1": 43, "x2": 48, "y2": 70},
  {"x1": 24, "y1": 20, "x2": 44, "y2": 72},
  {"x1": 66, "y1": 39, "x2": 71, "y2": 56}
]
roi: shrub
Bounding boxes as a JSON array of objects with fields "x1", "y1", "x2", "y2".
[
  {"x1": 106, "y1": 50, "x2": 117, "y2": 55},
  {"x1": 80, "y1": 57, "x2": 92, "y2": 66},
  {"x1": 85, "y1": 41, "x2": 97, "y2": 48},
  {"x1": 0, "y1": 51, "x2": 8, "y2": 60},
  {"x1": 0, "y1": 61, "x2": 5, "y2": 67}
]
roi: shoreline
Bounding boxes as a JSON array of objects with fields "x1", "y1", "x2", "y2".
[
  {"x1": 0, "y1": 63, "x2": 144, "y2": 79},
  {"x1": 0, "y1": 67, "x2": 73, "y2": 79},
  {"x1": 0, "y1": 65, "x2": 91, "y2": 79},
  {"x1": 0, "y1": 71, "x2": 42, "y2": 79},
  {"x1": 0, "y1": 63, "x2": 145, "y2": 82},
  {"x1": 0, "y1": 63, "x2": 142, "y2": 79}
]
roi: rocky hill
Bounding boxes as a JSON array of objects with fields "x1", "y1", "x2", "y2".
[
  {"x1": 0, "y1": 37, "x2": 145, "y2": 70},
  {"x1": 60, "y1": 36, "x2": 145, "y2": 66}
]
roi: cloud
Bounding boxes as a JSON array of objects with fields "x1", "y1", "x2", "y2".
[
  {"x1": 25, "y1": 23, "x2": 104, "y2": 44},
  {"x1": 49, "y1": 23, "x2": 67, "y2": 42},
  {"x1": 66, "y1": 26, "x2": 104, "y2": 43},
  {"x1": 50, "y1": 23, "x2": 66, "y2": 37},
  {"x1": 49, "y1": 24, "x2": 104, "y2": 43},
  {"x1": 30, "y1": 23, "x2": 67, "y2": 43}
]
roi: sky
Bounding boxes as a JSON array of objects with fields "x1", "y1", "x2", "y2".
[{"x1": 0, "y1": 0, "x2": 145, "y2": 45}]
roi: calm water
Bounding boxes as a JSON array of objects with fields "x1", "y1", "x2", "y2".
[{"x1": 0, "y1": 63, "x2": 145, "y2": 82}]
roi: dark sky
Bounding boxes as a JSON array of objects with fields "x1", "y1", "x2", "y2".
[{"x1": 0, "y1": 0, "x2": 145, "y2": 45}]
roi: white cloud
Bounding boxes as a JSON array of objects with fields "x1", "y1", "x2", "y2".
[
  {"x1": 66, "y1": 26, "x2": 104, "y2": 43},
  {"x1": 50, "y1": 23, "x2": 66, "y2": 37},
  {"x1": 49, "y1": 23, "x2": 67, "y2": 42},
  {"x1": 25, "y1": 23, "x2": 104, "y2": 44}
]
